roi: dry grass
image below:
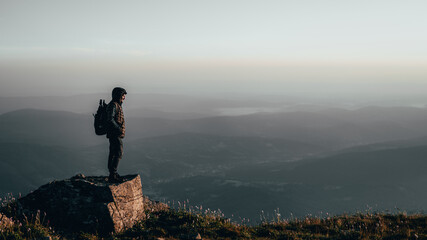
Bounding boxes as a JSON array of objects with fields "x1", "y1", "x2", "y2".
[{"x1": 2, "y1": 195, "x2": 427, "y2": 239}]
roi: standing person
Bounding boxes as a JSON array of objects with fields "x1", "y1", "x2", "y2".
[{"x1": 107, "y1": 87, "x2": 127, "y2": 183}]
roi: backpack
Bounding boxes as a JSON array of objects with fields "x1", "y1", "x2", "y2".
[{"x1": 94, "y1": 99, "x2": 108, "y2": 135}]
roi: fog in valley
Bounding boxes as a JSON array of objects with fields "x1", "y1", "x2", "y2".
[{"x1": 2, "y1": 0, "x2": 427, "y2": 223}]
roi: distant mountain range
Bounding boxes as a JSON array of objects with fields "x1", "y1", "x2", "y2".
[
  {"x1": 0, "y1": 109, "x2": 102, "y2": 147},
  {"x1": 0, "y1": 93, "x2": 291, "y2": 116},
  {"x1": 1, "y1": 106, "x2": 427, "y2": 222},
  {"x1": 2, "y1": 106, "x2": 427, "y2": 149}
]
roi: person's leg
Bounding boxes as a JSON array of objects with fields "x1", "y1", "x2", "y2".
[
  {"x1": 108, "y1": 140, "x2": 114, "y2": 174},
  {"x1": 108, "y1": 137, "x2": 123, "y2": 177}
]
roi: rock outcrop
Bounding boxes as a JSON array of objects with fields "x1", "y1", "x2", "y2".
[{"x1": 18, "y1": 174, "x2": 144, "y2": 234}]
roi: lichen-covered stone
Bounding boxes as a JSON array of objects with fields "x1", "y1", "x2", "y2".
[{"x1": 18, "y1": 174, "x2": 144, "y2": 234}]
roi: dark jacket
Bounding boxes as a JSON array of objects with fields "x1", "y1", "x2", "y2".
[{"x1": 106, "y1": 100, "x2": 125, "y2": 138}]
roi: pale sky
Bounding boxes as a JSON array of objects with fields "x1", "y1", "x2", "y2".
[{"x1": 1, "y1": 0, "x2": 427, "y2": 98}]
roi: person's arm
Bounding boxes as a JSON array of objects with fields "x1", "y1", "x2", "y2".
[{"x1": 106, "y1": 103, "x2": 122, "y2": 133}]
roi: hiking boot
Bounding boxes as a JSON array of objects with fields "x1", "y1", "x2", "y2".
[{"x1": 108, "y1": 173, "x2": 122, "y2": 183}]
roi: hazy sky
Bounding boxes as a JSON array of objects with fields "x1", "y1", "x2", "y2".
[{"x1": 1, "y1": 0, "x2": 427, "y2": 98}]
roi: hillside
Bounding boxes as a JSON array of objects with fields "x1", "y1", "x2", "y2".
[
  {"x1": 0, "y1": 132, "x2": 324, "y2": 197},
  {"x1": 3, "y1": 130, "x2": 427, "y2": 223},
  {"x1": 3, "y1": 106, "x2": 427, "y2": 227},
  {"x1": 0, "y1": 142, "x2": 88, "y2": 196},
  {"x1": 2, "y1": 197, "x2": 427, "y2": 239},
  {"x1": 153, "y1": 144, "x2": 427, "y2": 221},
  {"x1": 1, "y1": 172, "x2": 426, "y2": 239},
  {"x1": 0, "y1": 109, "x2": 103, "y2": 147}
]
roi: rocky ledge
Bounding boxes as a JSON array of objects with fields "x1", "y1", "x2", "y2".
[{"x1": 18, "y1": 174, "x2": 145, "y2": 234}]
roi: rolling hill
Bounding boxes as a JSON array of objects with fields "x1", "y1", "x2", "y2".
[
  {"x1": 2, "y1": 106, "x2": 427, "y2": 222},
  {"x1": 156, "y1": 143, "x2": 427, "y2": 221}
]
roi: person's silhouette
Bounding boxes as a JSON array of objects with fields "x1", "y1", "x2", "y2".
[{"x1": 106, "y1": 87, "x2": 127, "y2": 183}]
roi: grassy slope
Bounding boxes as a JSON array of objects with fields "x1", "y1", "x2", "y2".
[
  {"x1": 2, "y1": 199, "x2": 427, "y2": 240},
  {"x1": 117, "y1": 210, "x2": 427, "y2": 240}
]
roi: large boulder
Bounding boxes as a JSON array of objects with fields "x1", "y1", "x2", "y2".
[{"x1": 18, "y1": 174, "x2": 144, "y2": 234}]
